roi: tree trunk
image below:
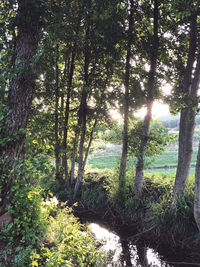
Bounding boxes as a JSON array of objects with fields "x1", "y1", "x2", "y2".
[
  {"x1": 0, "y1": 0, "x2": 41, "y2": 213},
  {"x1": 119, "y1": 0, "x2": 133, "y2": 193},
  {"x1": 70, "y1": 50, "x2": 89, "y2": 187},
  {"x1": 134, "y1": 103, "x2": 153, "y2": 196},
  {"x1": 173, "y1": 14, "x2": 198, "y2": 197},
  {"x1": 70, "y1": 123, "x2": 81, "y2": 185},
  {"x1": 59, "y1": 59, "x2": 68, "y2": 140},
  {"x1": 62, "y1": 3, "x2": 83, "y2": 186},
  {"x1": 134, "y1": 0, "x2": 159, "y2": 197},
  {"x1": 194, "y1": 141, "x2": 200, "y2": 232},
  {"x1": 74, "y1": 98, "x2": 87, "y2": 195},
  {"x1": 54, "y1": 44, "x2": 61, "y2": 180},
  {"x1": 62, "y1": 53, "x2": 75, "y2": 185},
  {"x1": 74, "y1": 26, "x2": 90, "y2": 195},
  {"x1": 82, "y1": 119, "x2": 97, "y2": 170}
]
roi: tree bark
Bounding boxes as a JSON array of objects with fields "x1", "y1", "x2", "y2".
[
  {"x1": 74, "y1": 26, "x2": 90, "y2": 195},
  {"x1": 119, "y1": 0, "x2": 133, "y2": 193},
  {"x1": 59, "y1": 59, "x2": 68, "y2": 140},
  {"x1": 82, "y1": 118, "x2": 97, "y2": 170},
  {"x1": 70, "y1": 52, "x2": 89, "y2": 186},
  {"x1": 194, "y1": 141, "x2": 200, "y2": 232},
  {"x1": 0, "y1": 0, "x2": 42, "y2": 213},
  {"x1": 62, "y1": 2, "x2": 84, "y2": 186},
  {"x1": 70, "y1": 122, "x2": 81, "y2": 185},
  {"x1": 173, "y1": 14, "x2": 198, "y2": 197},
  {"x1": 62, "y1": 53, "x2": 75, "y2": 186},
  {"x1": 134, "y1": 103, "x2": 153, "y2": 197},
  {"x1": 134, "y1": 0, "x2": 159, "y2": 197},
  {"x1": 54, "y1": 44, "x2": 61, "y2": 180},
  {"x1": 74, "y1": 96, "x2": 87, "y2": 195}
]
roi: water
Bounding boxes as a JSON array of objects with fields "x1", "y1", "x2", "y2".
[{"x1": 89, "y1": 223, "x2": 170, "y2": 267}]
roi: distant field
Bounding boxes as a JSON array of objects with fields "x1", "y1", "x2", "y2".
[
  {"x1": 146, "y1": 167, "x2": 195, "y2": 174},
  {"x1": 149, "y1": 150, "x2": 198, "y2": 168},
  {"x1": 88, "y1": 143, "x2": 198, "y2": 174},
  {"x1": 88, "y1": 155, "x2": 120, "y2": 169}
]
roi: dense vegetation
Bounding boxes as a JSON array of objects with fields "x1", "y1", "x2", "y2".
[{"x1": 0, "y1": 0, "x2": 200, "y2": 266}]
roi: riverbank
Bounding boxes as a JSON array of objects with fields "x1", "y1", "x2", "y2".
[
  {"x1": 73, "y1": 202, "x2": 200, "y2": 266},
  {"x1": 54, "y1": 171, "x2": 200, "y2": 266}
]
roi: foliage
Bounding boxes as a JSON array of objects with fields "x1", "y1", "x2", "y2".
[
  {"x1": 102, "y1": 169, "x2": 198, "y2": 236},
  {"x1": 43, "y1": 205, "x2": 107, "y2": 267},
  {"x1": 144, "y1": 175, "x2": 197, "y2": 236},
  {"x1": 1, "y1": 1, "x2": 200, "y2": 265},
  {"x1": 0, "y1": 160, "x2": 107, "y2": 267},
  {"x1": 102, "y1": 122, "x2": 122, "y2": 143},
  {"x1": 128, "y1": 120, "x2": 176, "y2": 162}
]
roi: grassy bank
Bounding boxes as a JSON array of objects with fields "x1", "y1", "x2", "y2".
[{"x1": 75, "y1": 170, "x2": 198, "y2": 253}]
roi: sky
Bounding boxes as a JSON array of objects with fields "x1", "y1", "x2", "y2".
[
  {"x1": 135, "y1": 101, "x2": 171, "y2": 119},
  {"x1": 135, "y1": 83, "x2": 172, "y2": 119},
  {"x1": 110, "y1": 101, "x2": 171, "y2": 121},
  {"x1": 110, "y1": 83, "x2": 172, "y2": 121}
]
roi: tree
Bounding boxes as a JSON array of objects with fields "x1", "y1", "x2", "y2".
[
  {"x1": 194, "y1": 141, "x2": 200, "y2": 232},
  {"x1": 0, "y1": 0, "x2": 43, "y2": 215},
  {"x1": 128, "y1": 120, "x2": 173, "y2": 164},
  {"x1": 118, "y1": 0, "x2": 134, "y2": 200},
  {"x1": 134, "y1": 0, "x2": 159, "y2": 196},
  {"x1": 173, "y1": 3, "x2": 200, "y2": 197}
]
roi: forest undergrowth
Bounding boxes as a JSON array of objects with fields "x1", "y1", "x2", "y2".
[{"x1": 1, "y1": 158, "x2": 200, "y2": 266}]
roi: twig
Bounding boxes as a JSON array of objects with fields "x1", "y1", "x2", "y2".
[
  {"x1": 102, "y1": 209, "x2": 109, "y2": 219},
  {"x1": 107, "y1": 205, "x2": 116, "y2": 218},
  {"x1": 121, "y1": 225, "x2": 156, "y2": 241}
]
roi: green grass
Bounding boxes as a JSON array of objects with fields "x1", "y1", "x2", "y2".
[
  {"x1": 88, "y1": 144, "x2": 198, "y2": 174},
  {"x1": 145, "y1": 167, "x2": 195, "y2": 175},
  {"x1": 88, "y1": 155, "x2": 120, "y2": 169},
  {"x1": 150, "y1": 150, "x2": 198, "y2": 168}
]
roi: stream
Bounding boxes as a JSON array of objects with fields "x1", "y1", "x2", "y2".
[{"x1": 88, "y1": 223, "x2": 200, "y2": 267}]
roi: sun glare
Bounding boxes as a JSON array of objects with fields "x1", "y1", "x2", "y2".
[
  {"x1": 135, "y1": 101, "x2": 170, "y2": 119},
  {"x1": 110, "y1": 101, "x2": 170, "y2": 122}
]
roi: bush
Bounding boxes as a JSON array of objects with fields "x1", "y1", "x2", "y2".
[
  {"x1": 148, "y1": 182, "x2": 197, "y2": 236},
  {"x1": 0, "y1": 161, "x2": 107, "y2": 266},
  {"x1": 43, "y1": 205, "x2": 107, "y2": 266}
]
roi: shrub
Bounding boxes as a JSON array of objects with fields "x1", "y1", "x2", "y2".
[
  {"x1": 0, "y1": 161, "x2": 107, "y2": 266},
  {"x1": 43, "y1": 205, "x2": 107, "y2": 266}
]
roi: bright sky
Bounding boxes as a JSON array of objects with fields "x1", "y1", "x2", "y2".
[
  {"x1": 135, "y1": 83, "x2": 171, "y2": 119},
  {"x1": 110, "y1": 83, "x2": 172, "y2": 120},
  {"x1": 135, "y1": 101, "x2": 170, "y2": 119},
  {"x1": 110, "y1": 101, "x2": 171, "y2": 121}
]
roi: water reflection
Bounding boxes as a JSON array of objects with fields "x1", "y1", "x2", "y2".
[
  {"x1": 89, "y1": 223, "x2": 171, "y2": 267},
  {"x1": 120, "y1": 239, "x2": 133, "y2": 266}
]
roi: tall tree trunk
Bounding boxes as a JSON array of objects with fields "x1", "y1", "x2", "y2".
[
  {"x1": 74, "y1": 98, "x2": 87, "y2": 195},
  {"x1": 0, "y1": 0, "x2": 42, "y2": 214},
  {"x1": 134, "y1": 103, "x2": 153, "y2": 196},
  {"x1": 62, "y1": 53, "x2": 75, "y2": 185},
  {"x1": 62, "y1": 2, "x2": 84, "y2": 185},
  {"x1": 82, "y1": 118, "x2": 97, "y2": 170},
  {"x1": 54, "y1": 44, "x2": 61, "y2": 180},
  {"x1": 74, "y1": 33, "x2": 90, "y2": 195},
  {"x1": 134, "y1": 0, "x2": 159, "y2": 197},
  {"x1": 59, "y1": 59, "x2": 68, "y2": 140},
  {"x1": 194, "y1": 141, "x2": 200, "y2": 232},
  {"x1": 173, "y1": 14, "x2": 198, "y2": 197},
  {"x1": 74, "y1": 26, "x2": 90, "y2": 195},
  {"x1": 70, "y1": 122, "x2": 81, "y2": 185},
  {"x1": 119, "y1": 0, "x2": 133, "y2": 194}
]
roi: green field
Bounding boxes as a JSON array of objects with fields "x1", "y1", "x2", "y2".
[
  {"x1": 88, "y1": 155, "x2": 120, "y2": 169},
  {"x1": 88, "y1": 144, "x2": 198, "y2": 174}
]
